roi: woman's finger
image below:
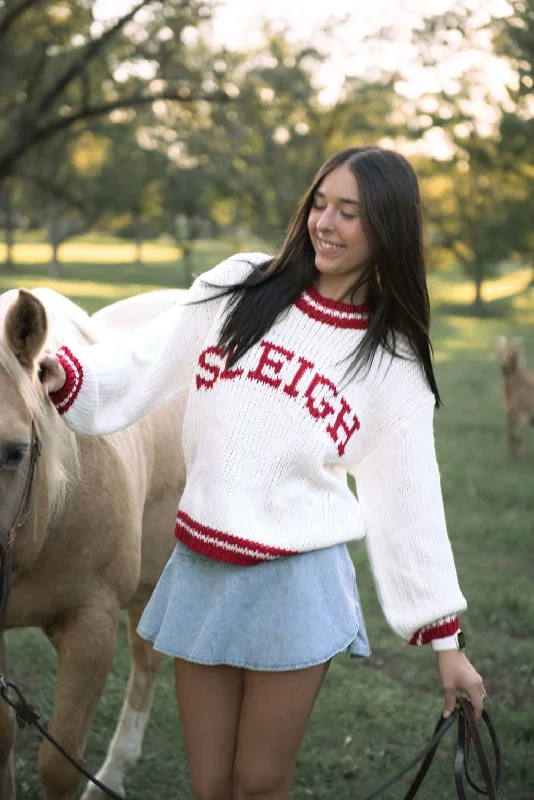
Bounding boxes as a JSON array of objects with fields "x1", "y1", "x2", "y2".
[{"x1": 469, "y1": 684, "x2": 485, "y2": 719}]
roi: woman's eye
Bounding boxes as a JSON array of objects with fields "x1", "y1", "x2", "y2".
[
  {"x1": 341, "y1": 211, "x2": 358, "y2": 220},
  {"x1": 312, "y1": 202, "x2": 326, "y2": 211}
]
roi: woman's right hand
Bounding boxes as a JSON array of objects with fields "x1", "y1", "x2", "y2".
[{"x1": 39, "y1": 353, "x2": 66, "y2": 397}]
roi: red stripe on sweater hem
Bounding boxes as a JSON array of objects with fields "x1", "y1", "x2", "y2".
[
  {"x1": 175, "y1": 510, "x2": 297, "y2": 566},
  {"x1": 409, "y1": 616, "x2": 460, "y2": 646},
  {"x1": 49, "y1": 346, "x2": 83, "y2": 415},
  {"x1": 295, "y1": 296, "x2": 369, "y2": 329}
]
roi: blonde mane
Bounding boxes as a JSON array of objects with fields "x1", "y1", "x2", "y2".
[{"x1": 0, "y1": 289, "x2": 102, "y2": 523}]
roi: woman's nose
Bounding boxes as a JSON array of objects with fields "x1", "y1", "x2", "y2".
[{"x1": 317, "y1": 207, "x2": 335, "y2": 231}]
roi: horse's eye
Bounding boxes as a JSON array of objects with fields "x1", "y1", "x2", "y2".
[{"x1": 1, "y1": 447, "x2": 27, "y2": 472}]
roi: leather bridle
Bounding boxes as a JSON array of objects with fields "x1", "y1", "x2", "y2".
[{"x1": 0, "y1": 420, "x2": 41, "y2": 635}]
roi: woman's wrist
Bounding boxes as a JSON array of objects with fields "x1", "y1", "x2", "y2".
[{"x1": 431, "y1": 630, "x2": 465, "y2": 652}]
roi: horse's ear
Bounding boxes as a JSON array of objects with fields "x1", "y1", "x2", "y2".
[{"x1": 4, "y1": 289, "x2": 48, "y2": 370}]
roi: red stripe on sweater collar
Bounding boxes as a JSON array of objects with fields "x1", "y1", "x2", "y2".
[{"x1": 295, "y1": 286, "x2": 369, "y2": 330}]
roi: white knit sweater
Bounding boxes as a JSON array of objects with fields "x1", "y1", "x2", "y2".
[{"x1": 51, "y1": 252, "x2": 467, "y2": 643}]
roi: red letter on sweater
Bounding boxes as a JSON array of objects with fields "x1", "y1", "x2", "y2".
[
  {"x1": 327, "y1": 398, "x2": 360, "y2": 456},
  {"x1": 283, "y1": 357, "x2": 314, "y2": 397},
  {"x1": 248, "y1": 340, "x2": 293, "y2": 388},
  {"x1": 304, "y1": 374, "x2": 337, "y2": 420},
  {"x1": 196, "y1": 346, "x2": 223, "y2": 389},
  {"x1": 220, "y1": 346, "x2": 244, "y2": 381}
]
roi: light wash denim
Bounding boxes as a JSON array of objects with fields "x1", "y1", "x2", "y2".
[{"x1": 137, "y1": 540, "x2": 371, "y2": 671}]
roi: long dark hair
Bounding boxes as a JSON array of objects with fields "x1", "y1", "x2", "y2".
[{"x1": 212, "y1": 145, "x2": 441, "y2": 406}]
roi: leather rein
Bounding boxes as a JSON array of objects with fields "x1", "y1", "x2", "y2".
[{"x1": 0, "y1": 423, "x2": 502, "y2": 799}]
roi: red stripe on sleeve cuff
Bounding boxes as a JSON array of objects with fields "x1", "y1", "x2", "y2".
[
  {"x1": 409, "y1": 616, "x2": 460, "y2": 646},
  {"x1": 49, "y1": 346, "x2": 84, "y2": 415}
]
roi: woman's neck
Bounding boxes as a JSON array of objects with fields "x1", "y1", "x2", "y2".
[{"x1": 315, "y1": 275, "x2": 368, "y2": 306}]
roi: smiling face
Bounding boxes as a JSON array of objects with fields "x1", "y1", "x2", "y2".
[{"x1": 307, "y1": 163, "x2": 373, "y2": 303}]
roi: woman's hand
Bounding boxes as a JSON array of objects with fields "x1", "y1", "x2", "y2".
[
  {"x1": 39, "y1": 353, "x2": 66, "y2": 397},
  {"x1": 436, "y1": 650, "x2": 487, "y2": 719}
]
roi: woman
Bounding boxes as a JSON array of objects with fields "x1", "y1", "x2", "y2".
[{"x1": 41, "y1": 145, "x2": 486, "y2": 800}]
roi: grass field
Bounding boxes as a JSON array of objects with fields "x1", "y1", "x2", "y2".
[{"x1": 0, "y1": 239, "x2": 533, "y2": 799}]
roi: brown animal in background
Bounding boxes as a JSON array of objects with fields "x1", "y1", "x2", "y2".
[{"x1": 495, "y1": 336, "x2": 534, "y2": 457}]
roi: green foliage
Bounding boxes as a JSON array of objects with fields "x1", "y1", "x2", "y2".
[
  {"x1": 1, "y1": 0, "x2": 533, "y2": 310},
  {"x1": 410, "y1": 3, "x2": 534, "y2": 309},
  {"x1": 0, "y1": 0, "x2": 216, "y2": 182}
]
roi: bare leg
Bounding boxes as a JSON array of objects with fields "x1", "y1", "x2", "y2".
[
  {"x1": 174, "y1": 659, "x2": 244, "y2": 800},
  {"x1": 81, "y1": 605, "x2": 164, "y2": 799},
  {"x1": 233, "y1": 663, "x2": 330, "y2": 800}
]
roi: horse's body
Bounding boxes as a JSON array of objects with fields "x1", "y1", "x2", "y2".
[{"x1": 0, "y1": 288, "x2": 188, "y2": 799}]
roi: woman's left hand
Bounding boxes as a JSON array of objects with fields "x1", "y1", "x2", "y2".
[{"x1": 436, "y1": 650, "x2": 487, "y2": 719}]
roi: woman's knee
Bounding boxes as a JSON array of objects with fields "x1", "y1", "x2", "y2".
[{"x1": 233, "y1": 764, "x2": 290, "y2": 799}]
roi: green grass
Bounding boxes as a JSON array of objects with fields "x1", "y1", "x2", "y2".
[{"x1": 1, "y1": 242, "x2": 533, "y2": 799}]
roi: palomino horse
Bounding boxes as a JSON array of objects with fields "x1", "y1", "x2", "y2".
[{"x1": 0, "y1": 286, "x2": 188, "y2": 799}]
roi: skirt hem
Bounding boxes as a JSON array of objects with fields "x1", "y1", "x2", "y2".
[{"x1": 137, "y1": 625, "x2": 370, "y2": 671}]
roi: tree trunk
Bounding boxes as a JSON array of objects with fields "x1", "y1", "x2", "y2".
[
  {"x1": 1, "y1": 181, "x2": 14, "y2": 270},
  {"x1": 182, "y1": 240, "x2": 194, "y2": 282},
  {"x1": 473, "y1": 276, "x2": 483, "y2": 315},
  {"x1": 134, "y1": 213, "x2": 143, "y2": 265},
  {"x1": 472, "y1": 261, "x2": 484, "y2": 315},
  {"x1": 47, "y1": 207, "x2": 62, "y2": 279}
]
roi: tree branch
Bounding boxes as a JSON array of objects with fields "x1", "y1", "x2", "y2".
[
  {"x1": 36, "y1": 0, "x2": 153, "y2": 115},
  {"x1": 0, "y1": 89, "x2": 229, "y2": 181},
  {"x1": 17, "y1": 169, "x2": 88, "y2": 213},
  {"x1": 428, "y1": 215, "x2": 469, "y2": 263},
  {"x1": 0, "y1": 0, "x2": 44, "y2": 41}
]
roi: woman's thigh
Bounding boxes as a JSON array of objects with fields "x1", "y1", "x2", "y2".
[
  {"x1": 233, "y1": 662, "x2": 330, "y2": 799},
  {"x1": 174, "y1": 659, "x2": 244, "y2": 800}
]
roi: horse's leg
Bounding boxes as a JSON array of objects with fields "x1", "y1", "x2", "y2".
[
  {"x1": 40, "y1": 600, "x2": 120, "y2": 800},
  {"x1": 81, "y1": 604, "x2": 164, "y2": 800},
  {"x1": 0, "y1": 636, "x2": 16, "y2": 800}
]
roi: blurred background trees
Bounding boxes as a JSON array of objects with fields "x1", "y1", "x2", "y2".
[{"x1": 0, "y1": 0, "x2": 532, "y2": 310}]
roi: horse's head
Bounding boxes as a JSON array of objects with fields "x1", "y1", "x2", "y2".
[
  {"x1": 495, "y1": 335, "x2": 524, "y2": 375},
  {"x1": 0, "y1": 289, "x2": 82, "y2": 569}
]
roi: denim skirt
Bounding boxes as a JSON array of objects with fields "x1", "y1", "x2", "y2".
[{"x1": 137, "y1": 540, "x2": 371, "y2": 671}]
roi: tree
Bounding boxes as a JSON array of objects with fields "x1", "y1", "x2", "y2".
[
  {"x1": 149, "y1": 27, "x2": 401, "y2": 244},
  {"x1": 409, "y1": 6, "x2": 534, "y2": 310},
  {"x1": 492, "y1": 0, "x2": 534, "y2": 280},
  {"x1": 0, "y1": 0, "x2": 227, "y2": 183}
]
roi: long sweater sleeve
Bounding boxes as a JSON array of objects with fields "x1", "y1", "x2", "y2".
[
  {"x1": 351, "y1": 396, "x2": 467, "y2": 642},
  {"x1": 50, "y1": 253, "x2": 265, "y2": 435}
]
